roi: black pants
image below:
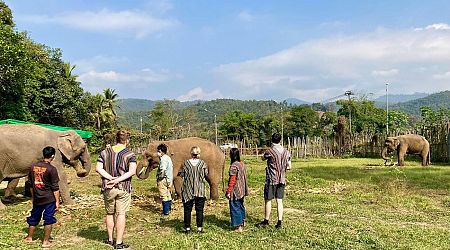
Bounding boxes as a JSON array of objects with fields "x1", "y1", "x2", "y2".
[{"x1": 183, "y1": 197, "x2": 205, "y2": 228}]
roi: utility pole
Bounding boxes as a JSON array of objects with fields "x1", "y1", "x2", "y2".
[
  {"x1": 386, "y1": 83, "x2": 389, "y2": 135},
  {"x1": 204, "y1": 109, "x2": 218, "y2": 145},
  {"x1": 214, "y1": 114, "x2": 218, "y2": 145},
  {"x1": 281, "y1": 106, "x2": 284, "y2": 145},
  {"x1": 344, "y1": 90, "x2": 354, "y2": 135},
  {"x1": 140, "y1": 116, "x2": 143, "y2": 133}
]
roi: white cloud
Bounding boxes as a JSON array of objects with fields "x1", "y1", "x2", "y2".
[
  {"x1": 74, "y1": 55, "x2": 130, "y2": 72},
  {"x1": 78, "y1": 69, "x2": 170, "y2": 94},
  {"x1": 177, "y1": 87, "x2": 223, "y2": 102},
  {"x1": 213, "y1": 23, "x2": 450, "y2": 102},
  {"x1": 371, "y1": 69, "x2": 399, "y2": 77},
  {"x1": 22, "y1": 9, "x2": 178, "y2": 38},
  {"x1": 433, "y1": 71, "x2": 450, "y2": 80},
  {"x1": 237, "y1": 11, "x2": 255, "y2": 22},
  {"x1": 415, "y1": 23, "x2": 450, "y2": 31}
]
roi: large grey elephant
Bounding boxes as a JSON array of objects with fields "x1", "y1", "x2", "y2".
[
  {"x1": 381, "y1": 134, "x2": 430, "y2": 166},
  {"x1": 0, "y1": 124, "x2": 91, "y2": 209},
  {"x1": 136, "y1": 137, "x2": 225, "y2": 200}
]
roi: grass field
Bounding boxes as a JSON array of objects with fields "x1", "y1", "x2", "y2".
[{"x1": 2, "y1": 157, "x2": 450, "y2": 249}]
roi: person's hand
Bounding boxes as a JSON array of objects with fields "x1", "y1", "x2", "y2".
[
  {"x1": 106, "y1": 178, "x2": 118, "y2": 189},
  {"x1": 55, "y1": 202, "x2": 60, "y2": 213},
  {"x1": 225, "y1": 192, "x2": 231, "y2": 200}
]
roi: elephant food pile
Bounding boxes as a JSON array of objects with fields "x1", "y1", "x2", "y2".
[{"x1": 59, "y1": 194, "x2": 103, "y2": 215}]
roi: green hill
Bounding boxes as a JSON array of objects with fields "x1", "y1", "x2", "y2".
[
  {"x1": 116, "y1": 98, "x2": 286, "y2": 129},
  {"x1": 391, "y1": 90, "x2": 450, "y2": 116}
]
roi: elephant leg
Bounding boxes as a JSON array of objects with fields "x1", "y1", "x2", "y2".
[
  {"x1": 56, "y1": 168, "x2": 74, "y2": 205},
  {"x1": 4, "y1": 178, "x2": 20, "y2": 199},
  {"x1": 173, "y1": 176, "x2": 183, "y2": 200},
  {"x1": 209, "y1": 181, "x2": 219, "y2": 201},
  {"x1": 0, "y1": 178, "x2": 5, "y2": 209},
  {"x1": 398, "y1": 148, "x2": 406, "y2": 166},
  {"x1": 421, "y1": 150, "x2": 429, "y2": 166}
]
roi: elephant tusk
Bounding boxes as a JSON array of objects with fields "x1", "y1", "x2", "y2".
[{"x1": 138, "y1": 166, "x2": 147, "y2": 176}]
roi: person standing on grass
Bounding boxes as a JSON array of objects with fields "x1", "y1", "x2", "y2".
[
  {"x1": 178, "y1": 146, "x2": 209, "y2": 234},
  {"x1": 156, "y1": 143, "x2": 173, "y2": 216},
  {"x1": 225, "y1": 148, "x2": 249, "y2": 233},
  {"x1": 96, "y1": 130, "x2": 137, "y2": 249},
  {"x1": 258, "y1": 132, "x2": 292, "y2": 229},
  {"x1": 24, "y1": 146, "x2": 60, "y2": 248}
]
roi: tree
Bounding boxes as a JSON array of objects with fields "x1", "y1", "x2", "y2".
[
  {"x1": 337, "y1": 99, "x2": 386, "y2": 134},
  {"x1": 0, "y1": 27, "x2": 30, "y2": 119},
  {"x1": 388, "y1": 110, "x2": 410, "y2": 133},
  {"x1": 418, "y1": 106, "x2": 450, "y2": 129},
  {"x1": 288, "y1": 105, "x2": 320, "y2": 137},
  {"x1": 219, "y1": 110, "x2": 260, "y2": 145},
  {"x1": 0, "y1": 1, "x2": 14, "y2": 27},
  {"x1": 149, "y1": 100, "x2": 184, "y2": 139}
]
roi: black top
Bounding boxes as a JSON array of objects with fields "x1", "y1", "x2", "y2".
[{"x1": 28, "y1": 161, "x2": 60, "y2": 205}]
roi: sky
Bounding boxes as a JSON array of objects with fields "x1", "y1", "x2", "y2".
[{"x1": 5, "y1": 0, "x2": 450, "y2": 102}]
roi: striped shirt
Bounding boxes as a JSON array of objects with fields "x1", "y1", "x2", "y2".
[
  {"x1": 97, "y1": 146, "x2": 136, "y2": 193},
  {"x1": 263, "y1": 144, "x2": 291, "y2": 185},
  {"x1": 178, "y1": 159, "x2": 209, "y2": 203},
  {"x1": 229, "y1": 161, "x2": 249, "y2": 200}
]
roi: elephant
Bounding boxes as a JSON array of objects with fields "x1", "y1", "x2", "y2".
[
  {"x1": 136, "y1": 137, "x2": 225, "y2": 200},
  {"x1": 381, "y1": 134, "x2": 430, "y2": 166},
  {"x1": 0, "y1": 124, "x2": 92, "y2": 209},
  {"x1": 2, "y1": 177, "x2": 32, "y2": 200},
  {"x1": 3, "y1": 177, "x2": 21, "y2": 200}
]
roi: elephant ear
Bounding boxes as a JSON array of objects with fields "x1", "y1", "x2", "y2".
[{"x1": 57, "y1": 133, "x2": 77, "y2": 161}]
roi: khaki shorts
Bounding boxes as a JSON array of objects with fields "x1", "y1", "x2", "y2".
[
  {"x1": 103, "y1": 188, "x2": 131, "y2": 215},
  {"x1": 157, "y1": 180, "x2": 172, "y2": 202}
]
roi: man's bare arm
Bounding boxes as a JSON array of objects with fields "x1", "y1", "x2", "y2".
[{"x1": 96, "y1": 162, "x2": 115, "y2": 180}]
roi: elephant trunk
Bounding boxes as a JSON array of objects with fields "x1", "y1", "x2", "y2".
[
  {"x1": 136, "y1": 158, "x2": 151, "y2": 179},
  {"x1": 77, "y1": 147, "x2": 92, "y2": 177},
  {"x1": 381, "y1": 147, "x2": 391, "y2": 161}
]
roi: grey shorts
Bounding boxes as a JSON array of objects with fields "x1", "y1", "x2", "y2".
[{"x1": 264, "y1": 183, "x2": 285, "y2": 200}]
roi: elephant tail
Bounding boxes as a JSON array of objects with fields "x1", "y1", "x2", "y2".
[{"x1": 221, "y1": 158, "x2": 226, "y2": 194}]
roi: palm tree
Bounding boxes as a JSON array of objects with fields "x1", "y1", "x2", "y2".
[
  {"x1": 103, "y1": 88, "x2": 118, "y2": 118},
  {"x1": 63, "y1": 62, "x2": 78, "y2": 81}
]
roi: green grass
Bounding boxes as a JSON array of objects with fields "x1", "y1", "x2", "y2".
[{"x1": 2, "y1": 157, "x2": 450, "y2": 249}]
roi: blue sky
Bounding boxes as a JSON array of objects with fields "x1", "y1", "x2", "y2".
[{"x1": 6, "y1": 0, "x2": 450, "y2": 102}]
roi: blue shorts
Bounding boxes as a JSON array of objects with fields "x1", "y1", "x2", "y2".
[{"x1": 27, "y1": 202, "x2": 57, "y2": 226}]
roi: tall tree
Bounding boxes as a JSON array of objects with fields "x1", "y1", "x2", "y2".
[
  {"x1": 219, "y1": 110, "x2": 260, "y2": 145},
  {"x1": 288, "y1": 105, "x2": 320, "y2": 137},
  {"x1": 0, "y1": 1, "x2": 14, "y2": 27}
]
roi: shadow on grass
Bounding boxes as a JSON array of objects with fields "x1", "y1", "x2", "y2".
[
  {"x1": 77, "y1": 225, "x2": 106, "y2": 243},
  {"x1": 158, "y1": 218, "x2": 185, "y2": 232},
  {"x1": 1, "y1": 190, "x2": 30, "y2": 206},
  {"x1": 139, "y1": 203, "x2": 159, "y2": 213}
]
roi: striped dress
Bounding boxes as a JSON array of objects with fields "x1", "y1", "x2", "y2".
[
  {"x1": 97, "y1": 146, "x2": 136, "y2": 193},
  {"x1": 263, "y1": 144, "x2": 291, "y2": 185},
  {"x1": 179, "y1": 159, "x2": 209, "y2": 203},
  {"x1": 229, "y1": 161, "x2": 249, "y2": 200}
]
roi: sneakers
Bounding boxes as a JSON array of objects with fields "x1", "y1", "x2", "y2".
[
  {"x1": 115, "y1": 242, "x2": 129, "y2": 249},
  {"x1": 257, "y1": 219, "x2": 269, "y2": 228},
  {"x1": 275, "y1": 221, "x2": 282, "y2": 229},
  {"x1": 104, "y1": 239, "x2": 114, "y2": 246},
  {"x1": 183, "y1": 227, "x2": 191, "y2": 234},
  {"x1": 197, "y1": 227, "x2": 204, "y2": 234}
]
